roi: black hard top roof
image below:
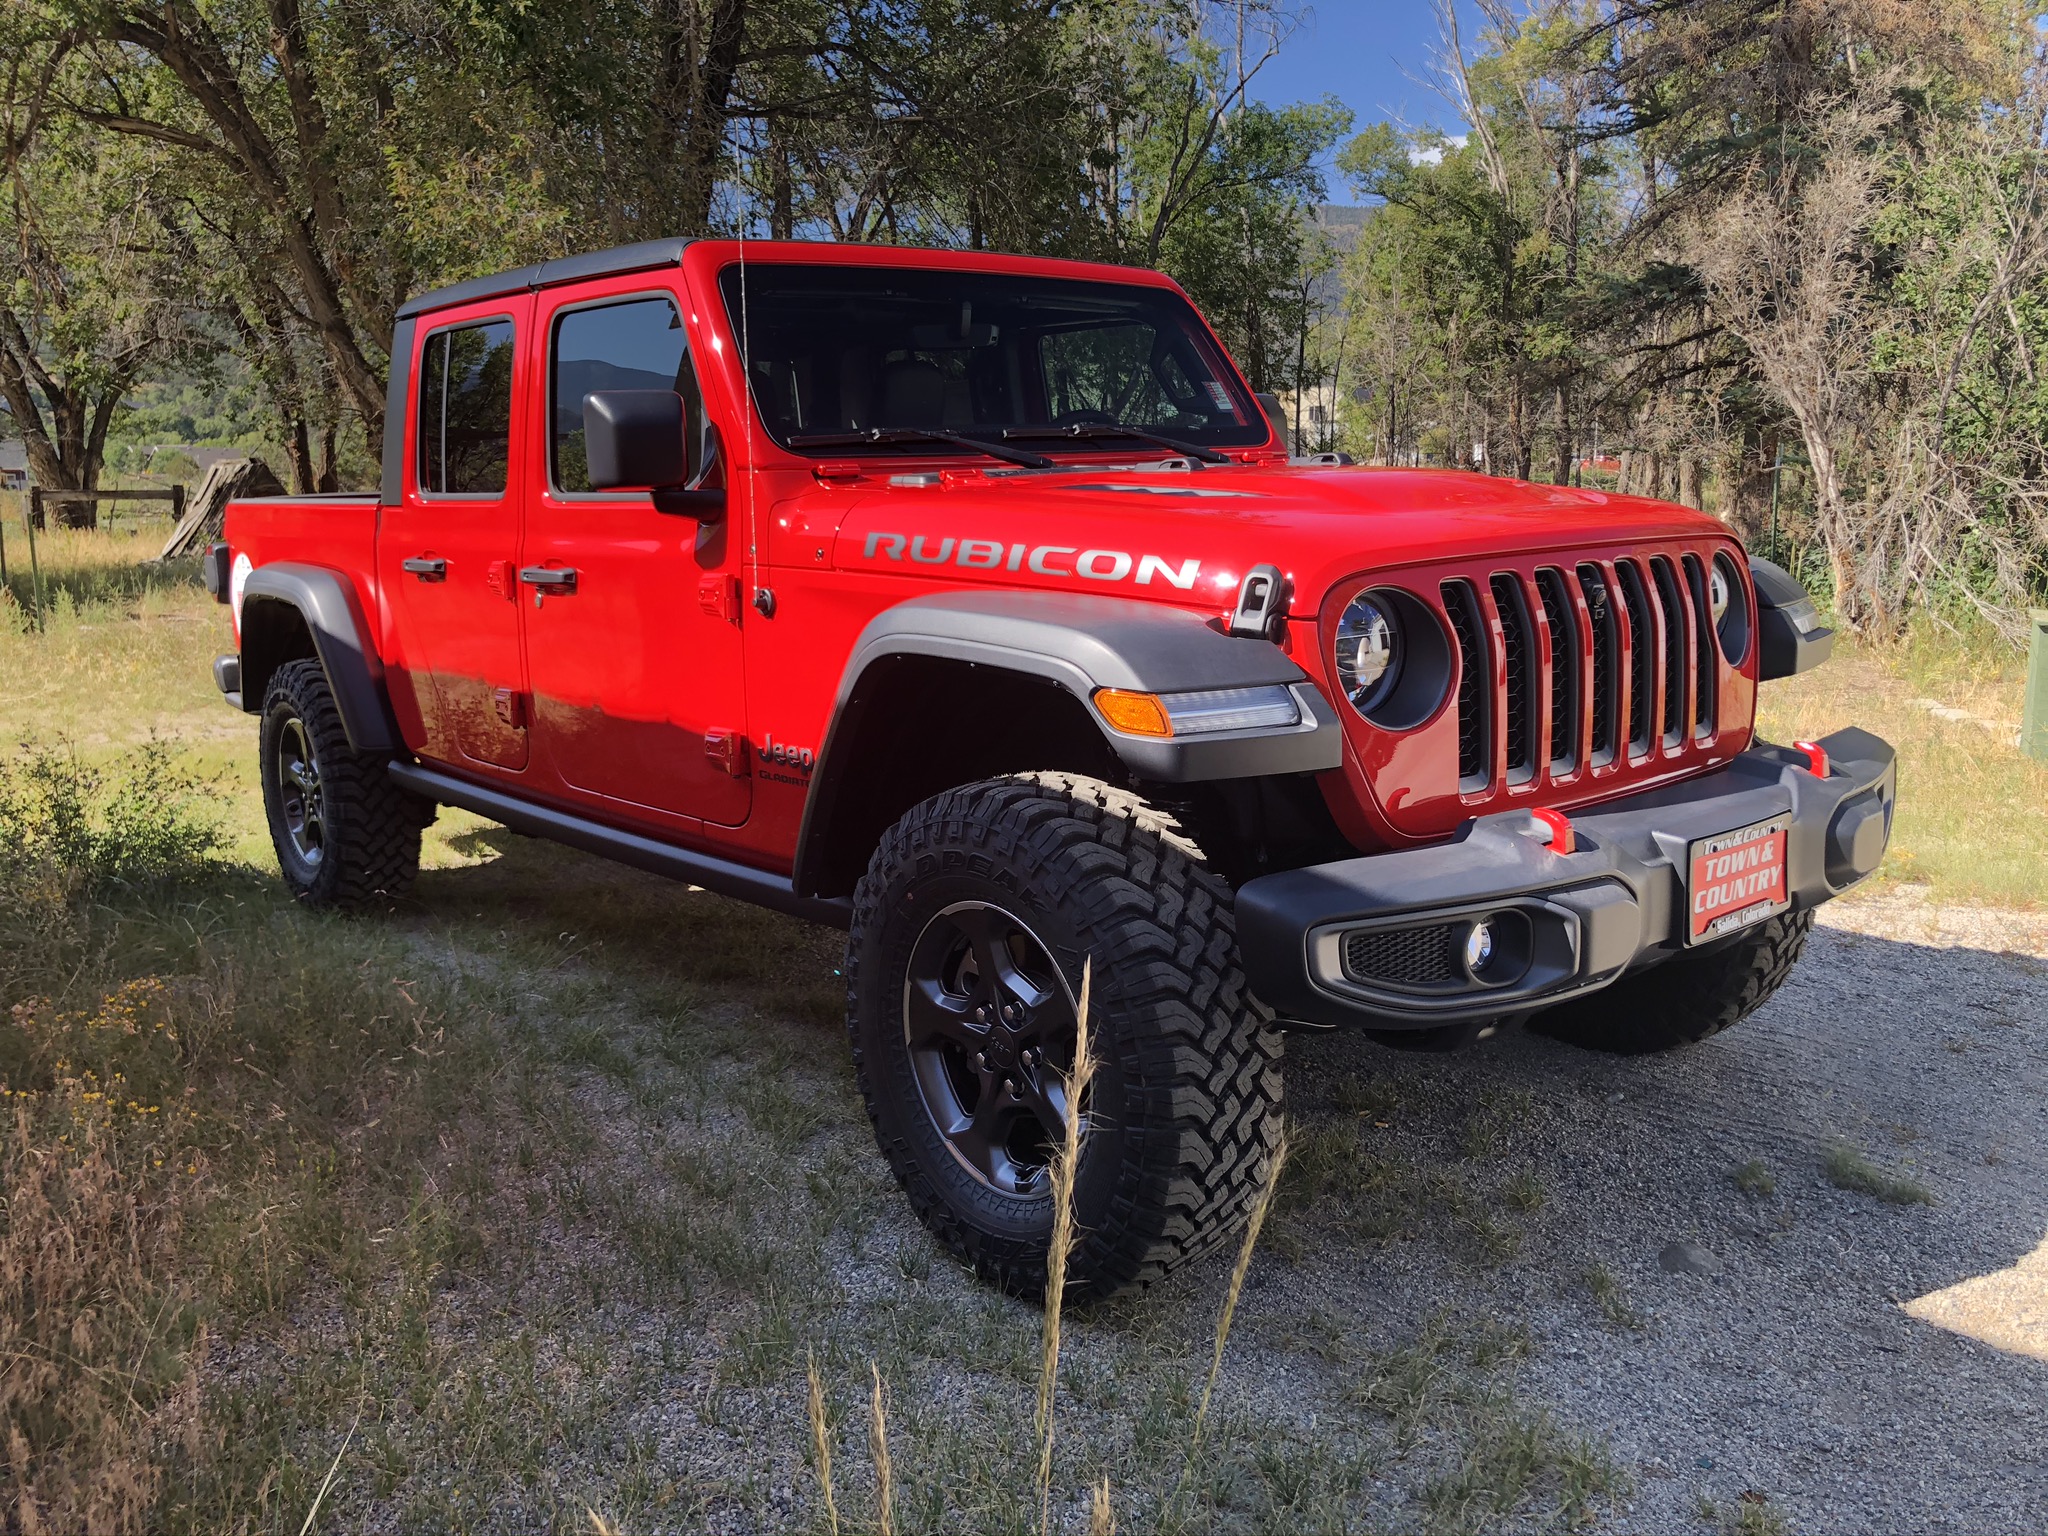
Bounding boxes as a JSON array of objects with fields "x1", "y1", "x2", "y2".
[{"x1": 394, "y1": 238, "x2": 694, "y2": 321}]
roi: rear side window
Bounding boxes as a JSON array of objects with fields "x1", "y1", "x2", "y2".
[
  {"x1": 417, "y1": 320, "x2": 515, "y2": 495},
  {"x1": 550, "y1": 296, "x2": 693, "y2": 492}
]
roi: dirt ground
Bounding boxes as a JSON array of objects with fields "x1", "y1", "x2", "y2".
[
  {"x1": 1267, "y1": 887, "x2": 2048, "y2": 1534},
  {"x1": 238, "y1": 839, "x2": 2046, "y2": 1535}
]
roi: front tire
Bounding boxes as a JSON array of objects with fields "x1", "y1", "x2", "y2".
[
  {"x1": 1528, "y1": 909, "x2": 1814, "y2": 1054},
  {"x1": 260, "y1": 658, "x2": 424, "y2": 908},
  {"x1": 845, "y1": 773, "x2": 1284, "y2": 1300}
]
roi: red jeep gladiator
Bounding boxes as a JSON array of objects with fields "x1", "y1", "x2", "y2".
[{"x1": 206, "y1": 238, "x2": 1893, "y2": 1298}]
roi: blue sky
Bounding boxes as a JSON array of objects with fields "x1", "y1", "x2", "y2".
[{"x1": 1250, "y1": 1, "x2": 1480, "y2": 204}]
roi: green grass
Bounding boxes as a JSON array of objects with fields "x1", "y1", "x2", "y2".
[
  {"x1": 23, "y1": 537, "x2": 2033, "y2": 1532},
  {"x1": 1756, "y1": 617, "x2": 2048, "y2": 908},
  {"x1": 1822, "y1": 1141, "x2": 1937, "y2": 1206},
  {"x1": 1731, "y1": 1159, "x2": 1777, "y2": 1198}
]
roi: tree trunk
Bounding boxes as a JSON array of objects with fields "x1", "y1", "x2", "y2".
[{"x1": 1678, "y1": 454, "x2": 1703, "y2": 509}]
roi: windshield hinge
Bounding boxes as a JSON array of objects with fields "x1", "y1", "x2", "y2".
[{"x1": 1230, "y1": 564, "x2": 1292, "y2": 642}]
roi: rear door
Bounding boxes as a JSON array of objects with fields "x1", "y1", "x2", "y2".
[
  {"x1": 380, "y1": 300, "x2": 534, "y2": 773},
  {"x1": 520, "y1": 282, "x2": 750, "y2": 828}
]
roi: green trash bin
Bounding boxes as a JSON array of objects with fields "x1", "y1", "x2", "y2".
[{"x1": 2025, "y1": 609, "x2": 2048, "y2": 761}]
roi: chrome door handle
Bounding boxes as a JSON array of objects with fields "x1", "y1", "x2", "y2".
[
  {"x1": 518, "y1": 565, "x2": 577, "y2": 591},
  {"x1": 401, "y1": 556, "x2": 447, "y2": 581}
]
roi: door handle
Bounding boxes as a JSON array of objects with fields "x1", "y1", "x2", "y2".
[
  {"x1": 518, "y1": 565, "x2": 578, "y2": 591},
  {"x1": 401, "y1": 556, "x2": 447, "y2": 581}
]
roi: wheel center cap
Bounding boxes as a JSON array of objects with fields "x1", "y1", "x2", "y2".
[{"x1": 985, "y1": 1037, "x2": 1016, "y2": 1069}]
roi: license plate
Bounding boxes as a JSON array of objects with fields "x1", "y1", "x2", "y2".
[{"x1": 1686, "y1": 815, "x2": 1791, "y2": 944}]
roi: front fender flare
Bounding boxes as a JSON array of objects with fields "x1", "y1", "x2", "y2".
[
  {"x1": 792, "y1": 590, "x2": 1342, "y2": 896},
  {"x1": 239, "y1": 562, "x2": 398, "y2": 753}
]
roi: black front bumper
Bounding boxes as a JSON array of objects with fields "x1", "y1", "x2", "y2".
[{"x1": 1236, "y1": 728, "x2": 1895, "y2": 1031}]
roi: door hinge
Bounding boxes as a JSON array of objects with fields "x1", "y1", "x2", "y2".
[
  {"x1": 698, "y1": 573, "x2": 742, "y2": 623},
  {"x1": 704, "y1": 729, "x2": 749, "y2": 777},
  {"x1": 493, "y1": 687, "x2": 526, "y2": 730}
]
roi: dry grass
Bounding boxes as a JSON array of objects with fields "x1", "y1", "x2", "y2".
[
  {"x1": 34, "y1": 535, "x2": 2030, "y2": 1530},
  {"x1": 1756, "y1": 619, "x2": 2048, "y2": 907}
]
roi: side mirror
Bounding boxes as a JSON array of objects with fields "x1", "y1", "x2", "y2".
[
  {"x1": 583, "y1": 390, "x2": 723, "y2": 520},
  {"x1": 1254, "y1": 390, "x2": 1288, "y2": 442}
]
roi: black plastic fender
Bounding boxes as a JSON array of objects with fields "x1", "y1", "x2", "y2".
[
  {"x1": 237, "y1": 562, "x2": 399, "y2": 753},
  {"x1": 792, "y1": 590, "x2": 1342, "y2": 897}
]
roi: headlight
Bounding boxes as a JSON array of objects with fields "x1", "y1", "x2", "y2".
[
  {"x1": 1335, "y1": 592, "x2": 1401, "y2": 712},
  {"x1": 1711, "y1": 552, "x2": 1750, "y2": 664}
]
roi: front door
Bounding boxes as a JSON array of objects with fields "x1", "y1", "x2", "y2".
[
  {"x1": 379, "y1": 301, "x2": 532, "y2": 773},
  {"x1": 521, "y1": 284, "x2": 751, "y2": 827}
]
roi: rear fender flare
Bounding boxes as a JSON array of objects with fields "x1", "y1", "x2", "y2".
[
  {"x1": 791, "y1": 590, "x2": 1342, "y2": 897},
  {"x1": 238, "y1": 563, "x2": 398, "y2": 753}
]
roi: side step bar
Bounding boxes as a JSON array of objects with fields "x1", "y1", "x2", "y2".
[{"x1": 389, "y1": 761, "x2": 853, "y2": 930}]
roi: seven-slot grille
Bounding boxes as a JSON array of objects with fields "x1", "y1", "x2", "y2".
[{"x1": 1440, "y1": 553, "x2": 1727, "y2": 793}]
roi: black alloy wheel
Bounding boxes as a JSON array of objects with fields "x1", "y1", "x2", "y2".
[
  {"x1": 846, "y1": 771, "x2": 1285, "y2": 1300},
  {"x1": 259, "y1": 658, "x2": 427, "y2": 908},
  {"x1": 902, "y1": 900, "x2": 1082, "y2": 1196},
  {"x1": 273, "y1": 713, "x2": 326, "y2": 873}
]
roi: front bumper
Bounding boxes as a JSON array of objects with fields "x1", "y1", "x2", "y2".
[{"x1": 1236, "y1": 728, "x2": 1895, "y2": 1031}]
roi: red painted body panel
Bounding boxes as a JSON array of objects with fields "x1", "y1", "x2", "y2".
[{"x1": 222, "y1": 239, "x2": 1761, "y2": 876}]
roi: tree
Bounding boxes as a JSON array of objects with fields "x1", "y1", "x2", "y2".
[{"x1": 0, "y1": 32, "x2": 189, "y2": 519}]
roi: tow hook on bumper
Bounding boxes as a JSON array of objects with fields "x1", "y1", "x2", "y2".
[{"x1": 1235, "y1": 728, "x2": 1896, "y2": 1032}]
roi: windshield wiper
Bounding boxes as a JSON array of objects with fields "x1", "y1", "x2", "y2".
[
  {"x1": 1002, "y1": 423, "x2": 1230, "y2": 464},
  {"x1": 787, "y1": 427, "x2": 1053, "y2": 469}
]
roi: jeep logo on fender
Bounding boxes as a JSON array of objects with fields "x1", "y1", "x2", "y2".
[{"x1": 862, "y1": 531, "x2": 1201, "y2": 590}]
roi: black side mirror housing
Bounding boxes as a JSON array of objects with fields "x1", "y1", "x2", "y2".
[
  {"x1": 1748, "y1": 555, "x2": 1834, "y2": 678},
  {"x1": 583, "y1": 390, "x2": 724, "y2": 520}
]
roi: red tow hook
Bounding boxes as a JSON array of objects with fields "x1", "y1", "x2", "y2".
[
  {"x1": 1793, "y1": 739, "x2": 1831, "y2": 778},
  {"x1": 1530, "y1": 807, "x2": 1576, "y2": 855}
]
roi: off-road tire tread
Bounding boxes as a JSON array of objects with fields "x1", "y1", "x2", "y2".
[
  {"x1": 845, "y1": 772, "x2": 1284, "y2": 1300},
  {"x1": 1529, "y1": 908, "x2": 1814, "y2": 1054},
  {"x1": 262, "y1": 658, "x2": 422, "y2": 908}
]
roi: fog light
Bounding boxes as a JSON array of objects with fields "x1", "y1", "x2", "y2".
[{"x1": 1464, "y1": 920, "x2": 1495, "y2": 974}]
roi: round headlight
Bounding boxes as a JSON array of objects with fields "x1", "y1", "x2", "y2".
[
  {"x1": 1711, "y1": 552, "x2": 1750, "y2": 664},
  {"x1": 1708, "y1": 563, "x2": 1731, "y2": 625},
  {"x1": 1335, "y1": 592, "x2": 1402, "y2": 712}
]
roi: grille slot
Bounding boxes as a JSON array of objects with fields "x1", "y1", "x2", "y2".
[
  {"x1": 1650, "y1": 556, "x2": 1687, "y2": 746},
  {"x1": 1489, "y1": 574, "x2": 1536, "y2": 783},
  {"x1": 1577, "y1": 562, "x2": 1618, "y2": 765},
  {"x1": 1534, "y1": 568, "x2": 1578, "y2": 774},
  {"x1": 1344, "y1": 924, "x2": 1461, "y2": 987},
  {"x1": 1442, "y1": 579, "x2": 1489, "y2": 788},
  {"x1": 1615, "y1": 560, "x2": 1656, "y2": 757},
  {"x1": 1683, "y1": 553, "x2": 1717, "y2": 737}
]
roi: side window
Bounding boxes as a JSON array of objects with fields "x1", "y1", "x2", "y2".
[
  {"x1": 551, "y1": 296, "x2": 692, "y2": 492},
  {"x1": 417, "y1": 320, "x2": 515, "y2": 495}
]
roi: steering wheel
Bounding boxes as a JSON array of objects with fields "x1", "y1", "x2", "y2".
[{"x1": 1051, "y1": 409, "x2": 1118, "y2": 427}]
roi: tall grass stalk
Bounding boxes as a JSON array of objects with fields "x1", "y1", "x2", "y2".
[
  {"x1": 869, "y1": 1361, "x2": 895, "y2": 1536},
  {"x1": 1036, "y1": 956, "x2": 1096, "y2": 1536},
  {"x1": 807, "y1": 1349, "x2": 839, "y2": 1536},
  {"x1": 1088, "y1": 1474, "x2": 1116, "y2": 1535},
  {"x1": 1191, "y1": 1128, "x2": 1289, "y2": 1448}
]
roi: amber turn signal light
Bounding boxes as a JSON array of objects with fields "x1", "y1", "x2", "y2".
[{"x1": 1094, "y1": 688, "x2": 1173, "y2": 737}]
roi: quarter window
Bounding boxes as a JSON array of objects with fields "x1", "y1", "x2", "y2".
[
  {"x1": 550, "y1": 296, "x2": 694, "y2": 492},
  {"x1": 416, "y1": 320, "x2": 515, "y2": 495}
]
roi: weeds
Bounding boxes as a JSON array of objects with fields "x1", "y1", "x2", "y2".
[
  {"x1": 1582, "y1": 1263, "x2": 1643, "y2": 1330},
  {"x1": 1823, "y1": 1142, "x2": 1936, "y2": 1205},
  {"x1": 1732, "y1": 1159, "x2": 1778, "y2": 1197}
]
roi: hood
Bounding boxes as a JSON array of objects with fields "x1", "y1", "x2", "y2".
[{"x1": 813, "y1": 461, "x2": 1737, "y2": 616}]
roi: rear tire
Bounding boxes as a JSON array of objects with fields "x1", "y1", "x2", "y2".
[
  {"x1": 1528, "y1": 909, "x2": 1814, "y2": 1054},
  {"x1": 845, "y1": 772, "x2": 1284, "y2": 1300},
  {"x1": 260, "y1": 658, "x2": 424, "y2": 908}
]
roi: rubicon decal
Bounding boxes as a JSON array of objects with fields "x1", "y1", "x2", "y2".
[{"x1": 862, "y1": 531, "x2": 1201, "y2": 589}]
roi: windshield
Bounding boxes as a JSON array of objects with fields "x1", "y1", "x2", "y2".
[{"x1": 716, "y1": 263, "x2": 1267, "y2": 454}]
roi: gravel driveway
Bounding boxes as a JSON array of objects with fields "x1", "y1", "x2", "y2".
[{"x1": 1263, "y1": 889, "x2": 2048, "y2": 1534}]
